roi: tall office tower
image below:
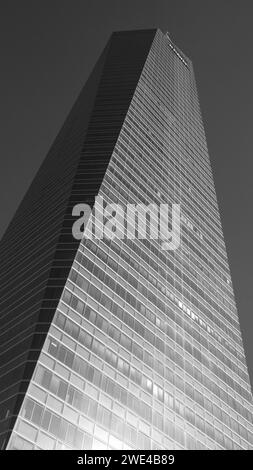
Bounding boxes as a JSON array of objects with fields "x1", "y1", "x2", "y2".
[{"x1": 0, "y1": 29, "x2": 252, "y2": 451}]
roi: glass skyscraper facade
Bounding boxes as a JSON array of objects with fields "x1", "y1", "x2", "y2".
[{"x1": 1, "y1": 29, "x2": 253, "y2": 450}]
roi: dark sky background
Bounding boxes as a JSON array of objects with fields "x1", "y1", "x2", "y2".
[{"x1": 0, "y1": 1, "x2": 252, "y2": 389}]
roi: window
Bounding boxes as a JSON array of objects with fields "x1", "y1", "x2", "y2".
[
  {"x1": 22, "y1": 398, "x2": 34, "y2": 420},
  {"x1": 63, "y1": 289, "x2": 71, "y2": 304},
  {"x1": 41, "y1": 410, "x2": 51, "y2": 431},
  {"x1": 58, "y1": 380, "x2": 68, "y2": 400},
  {"x1": 49, "y1": 415, "x2": 61, "y2": 438}
]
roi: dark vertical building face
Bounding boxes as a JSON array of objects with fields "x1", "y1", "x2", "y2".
[
  {"x1": 0, "y1": 29, "x2": 156, "y2": 449},
  {"x1": 0, "y1": 29, "x2": 253, "y2": 451}
]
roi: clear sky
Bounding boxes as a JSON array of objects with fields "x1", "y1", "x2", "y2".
[{"x1": 0, "y1": 0, "x2": 252, "y2": 389}]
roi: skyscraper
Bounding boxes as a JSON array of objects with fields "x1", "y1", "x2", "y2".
[{"x1": 0, "y1": 28, "x2": 252, "y2": 450}]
